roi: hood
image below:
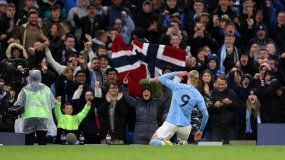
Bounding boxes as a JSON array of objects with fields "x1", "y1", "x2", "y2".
[
  {"x1": 29, "y1": 70, "x2": 42, "y2": 84},
  {"x1": 207, "y1": 54, "x2": 219, "y2": 70},
  {"x1": 6, "y1": 43, "x2": 28, "y2": 59}
]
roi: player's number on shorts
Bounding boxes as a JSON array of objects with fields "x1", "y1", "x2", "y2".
[{"x1": 179, "y1": 95, "x2": 190, "y2": 107}]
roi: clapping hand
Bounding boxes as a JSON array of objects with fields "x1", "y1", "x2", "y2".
[
  {"x1": 106, "y1": 92, "x2": 111, "y2": 102},
  {"x1": 117, "y1": 92, "x2": 123, "y2": 100},
  {"x1": 222, "y1": 98, "x2": 232, "y2": 105},
  {"x1": 95, "y1": 81, "x2": 100, "y2": 88},
  {"x1": 214, "y1": 101, "x2": 223, "y2": 108}
]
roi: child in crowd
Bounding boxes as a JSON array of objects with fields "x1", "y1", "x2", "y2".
[{"x1": 55, "y1": 96, "x2": 91, "y2": 144}]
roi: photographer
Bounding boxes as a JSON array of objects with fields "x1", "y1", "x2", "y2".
[{"x1": 0, "y1": 80, "x2": 16, "y2": 132}]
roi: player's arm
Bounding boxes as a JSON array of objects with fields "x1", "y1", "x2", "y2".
[
  {"x1": 197, "y1": 100, "x2": 209, "y2": 131},
  {"x1": 194, "y1": 100, "x2": 209, "y2": 141},
  {"x1": 158, "y1": 71, "x2": 187, "y2": 90}
]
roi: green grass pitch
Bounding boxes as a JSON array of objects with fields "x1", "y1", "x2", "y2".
[{"x1": 0, "y1": 145, "x2": 285, "y2": 160}]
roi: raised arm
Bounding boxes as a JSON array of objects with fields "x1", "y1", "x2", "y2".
[
  {"x1": 54, "y1": 97, "x2": 63, "y2": 120},
  {"x1": 122, "y1": 12, "x2": 135, "y2": 35},
  {"x1": 122, "y1": 85, "x2": 138, "y2": 108},
  {"x1": 158, "y1": 71, "x2": 187, "y2": 90},
  {"x1": 122, "y1": 73, "x2": 138, "y2": 108},
  {"x1": 75, "y1": 102, "x2": 91, "y2": 123},
  {"x1": 44, "y1": 41, "x2": 65, "y2": 75}
]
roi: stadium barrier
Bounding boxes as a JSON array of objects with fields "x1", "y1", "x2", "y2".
[
  {"x1": 0, "y1": 132, "x2": 25, "y2": 145},
  {"x1": 257, "y1": 124, "x2": 285, "y2": 145}
]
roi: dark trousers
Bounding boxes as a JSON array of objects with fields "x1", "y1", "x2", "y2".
[
  {"x1": 25, "y1": 131, "x2": 47, "y2": 145},
  {"x1": 210, "y1": 126, "x2": 236, "y2": 144}
]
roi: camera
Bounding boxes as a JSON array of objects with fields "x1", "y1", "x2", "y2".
[{"x1": 16, "y1": 68, "x2": 29, "y2": 78}]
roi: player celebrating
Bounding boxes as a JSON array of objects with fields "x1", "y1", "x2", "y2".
[{"x1": 149, "y1": 70, "x2": 209, "y2": 145}]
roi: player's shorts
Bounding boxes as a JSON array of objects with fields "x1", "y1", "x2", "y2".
[{"x1": 155, "y1": 121, "x2": 192, "y2": 141}]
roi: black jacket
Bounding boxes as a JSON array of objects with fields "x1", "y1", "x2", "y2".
[
  {"x1": 259, "y1": 80, "x2": 285, "y2": 123},
  {"x1": 97, "y1": 97, "x2": 128, "y2": 141},
  {"x1": 209, "y1": 88, "x2": 242, "y2": 128},
  {"x1": 73, "y1": 14, "x2": 104, "y2": 41},
  {"x1": 78, "y1": 100, "x2": 101, "y2": 144}
]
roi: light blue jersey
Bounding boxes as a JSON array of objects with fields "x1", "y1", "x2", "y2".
[{"x1": 159, "y1": 72, "x2": 209, "y2": 131}]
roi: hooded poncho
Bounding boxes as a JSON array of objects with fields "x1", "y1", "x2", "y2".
[{"x1": 14, "y1": 70, "x2": 57, "y2": 136}]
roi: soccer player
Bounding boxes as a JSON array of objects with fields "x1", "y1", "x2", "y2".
[{"x1": 149, "y1": 70, "x2": 209, "y2": 145}]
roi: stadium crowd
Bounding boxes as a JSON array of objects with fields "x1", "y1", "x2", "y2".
[{"x1": 0, "y1": 0, "x2": 285, "y2": 145}]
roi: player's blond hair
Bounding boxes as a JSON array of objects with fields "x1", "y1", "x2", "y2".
[{"x1": 188, "y1": 70, "x2": 200, "y2": 88}]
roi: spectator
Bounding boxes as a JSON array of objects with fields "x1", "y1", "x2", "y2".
[
  {"x1": 68, "y1": 0, "x2": 89, "y2": 42},
  {"x1": 189, "y1": 21, "x2": 218, "y2": 57},
  {"x1": 213, "y1": 0, "x2": 238, "y2": 25},
  {"x1": 16, "y1": 0, "x2": 36, "y2": 25},
  {"x1": 42, "y1": 4, "x2": 65, "y2": 34},
  {"x1": 113, "y1": 11, "x2": 135, "y2": 45},
  {"x1": 54, "y1": 95, "x2": 91, "y2": 144},
  {"x1": 44, "y1": 38, "x2": 93, "y2": 76},
  {"x1": 10, "y1": 10, "x2": 48, "y2": 51},
  {"x1": 209, "y1": 74, "x2": 241, "y2": 144},
  {"x1": 248, "y1": 24, "x2": 272, "y2": 50},
  {"x1": 161, "y1": 0, "x2": 185, "y2": 30},
  {"x1": 73, "y1": 4, "x2": 104, "y2": 43},
  {"x1": 97, "y1": 82, "x2": 127, "y2": 144},
  {"x1": 238, "y1": 52, "x2": 257, "y2": 76},
  {"x1": 195, "y1": 48, "x2": 207, "y2": 73},
  {"x1": 123, "y1": 76, "x2": 167, "y2": 144},
  {"x1": 138, "y1": 66, "x2": 173, "y2": 126},
  {"x1": 78, "y1": 89, "x2": 101, "y2": 144},
  {"x1": 159, "y1": 20, "x2": 186, "y2": 46},
  {"x1": 134, "y1": 0, "x2": 156, "y2": 30},
  {"x1": 244, "y1": 89, "x2": 266, "y2": 140},
  {"x1": 0, "y1": 3, "x2": 17, "y2": 57},
  {"x1": 266, "y1": 40, "x2": 279, "y2": 60},
  {"x1": 5, "y1": 43, "x2": 28, "y2": 60},
  {"x1": 0, "y1": 0, "x2": 7, "y2": 17},
  {"x1": 271, "y1": 11, "x2": 285, "y2": 52},
  {"x1": 91, "y1": 30, "x2": 108, "y2": 52},
  {"x1": 218, "y1": 33, "x2": 241, "y2": 74},
  {"x1": 99, "y1": 55, "x2": 111, "y2": 76},
  {"x1": 107, "y1": 0, "x2": 133, "y2": 28},
  {"x1": 0, "y1": 82, "x2": 12, "y2": 132},
  {"x1": 54, "y1": 66, "x2": 74, "y2": 101},
  {"x1": 89, "y1": 57, "x2": 104, "y2": 88},
  {"x1": 48, "y1": 23, "x2": 65, "y2": 59},
  {"x1": 185, "y1": 0, "x2": 205, "y2": 35},
  {"x1": 38, "y1": 1, "x2": 67, "y2": 20},
  {"x1": 206, "y1": 54, "x2": 221, "y2": 77},
  {"x1": 259, "y1": 79, "x2": 285, "y2": 123}
]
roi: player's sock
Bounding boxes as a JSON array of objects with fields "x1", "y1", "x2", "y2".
[{"x1": 149, "y1": 139, "x2": 163, "y2": 146}]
